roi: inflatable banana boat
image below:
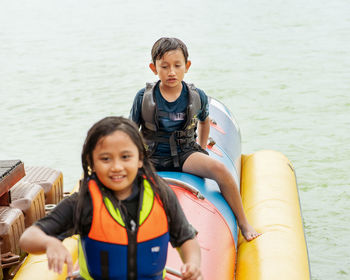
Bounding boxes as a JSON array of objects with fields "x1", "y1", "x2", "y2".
[{"x1": 12, "y1": 97, "x2": 310, "y2": 280}]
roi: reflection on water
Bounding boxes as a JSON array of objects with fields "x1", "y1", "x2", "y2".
[{"x1": 1, "y1": 0, "x2": 350, "y2": 279}]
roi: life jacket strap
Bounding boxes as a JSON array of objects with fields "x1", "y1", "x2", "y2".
[
  {"x1": 100, "y1": 251, "x2": 109, "y2": 279},
  {"x1": 169, "y1": 134, "x2": 180, "y2": 167}
]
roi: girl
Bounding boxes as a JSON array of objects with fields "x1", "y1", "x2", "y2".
[{"x1": 20, "y1": 116, "x2": 202, "y2": 280}]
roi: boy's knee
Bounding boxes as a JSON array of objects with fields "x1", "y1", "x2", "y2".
[{"x1": 211, "y1": 160, "x2": 227, "y2": 175}]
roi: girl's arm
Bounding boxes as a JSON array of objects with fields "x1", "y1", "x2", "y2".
[
  {"x1": 197, "y1": 117, "x2": 210, "y2": 150},
  {"x1": 177, "y1": 238, "x2": 202, "y2": 280},
  {"x1": 20, "y1": 225, "x2": 73, "y2": 275}
]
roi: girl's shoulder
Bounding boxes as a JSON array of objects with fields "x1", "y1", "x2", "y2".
[{"x1": 33, "y1": 192, "x2": 80, "y2": 237}]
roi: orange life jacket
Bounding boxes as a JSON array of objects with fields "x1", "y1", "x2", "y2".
[{"x1": 79, "y1": 178, "x2": 169, "y2": 280}]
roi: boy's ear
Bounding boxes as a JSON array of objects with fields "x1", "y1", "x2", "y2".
[
  {"x1": 185, "y1": 60, "x2": 191, "y2": 73},
  {"x1": 149, "y1": 63, "x2": 157, "y2": 75}
]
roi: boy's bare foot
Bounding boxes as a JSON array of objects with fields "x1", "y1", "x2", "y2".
[{"x1": 240, "y1": 223, "x2": 261, "y2": 241}]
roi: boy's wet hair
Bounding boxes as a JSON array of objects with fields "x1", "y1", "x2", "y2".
[{"x1": 151, "y1": 37, "x2": 189, "y2": 64}]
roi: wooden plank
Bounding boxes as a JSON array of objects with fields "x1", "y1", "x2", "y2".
[{"x1": 0, "y1": 161, "x2": 25, "y2": 202}]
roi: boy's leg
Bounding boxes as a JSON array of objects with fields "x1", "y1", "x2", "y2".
[
  {"x1": 182, "y1": 152, "x2": 260, "y2": 241},
  {"x1": 151, "y1": 155, "x2": 182, "y2": 172}
]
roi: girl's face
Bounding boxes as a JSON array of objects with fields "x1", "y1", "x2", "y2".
[{"x1": 92, "y1": 130, "x2": 143, "y2": 200}]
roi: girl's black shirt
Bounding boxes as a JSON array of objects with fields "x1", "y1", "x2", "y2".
[{"x1": 35, "y1": 180, "x2": 197, "y2": 248}]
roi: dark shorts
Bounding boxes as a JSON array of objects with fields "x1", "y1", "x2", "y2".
[{"x1": 151, "y1": 143, "x2": 209, "y2": 172}]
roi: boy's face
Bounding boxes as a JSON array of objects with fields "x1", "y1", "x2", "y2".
[{"x1": 150, "y1": 49, "x2": 191, "y2": 90}]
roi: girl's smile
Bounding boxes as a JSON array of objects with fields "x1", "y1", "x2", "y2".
[{"x1": 92, "y1": 130, "x2": 143, "y2": 200}]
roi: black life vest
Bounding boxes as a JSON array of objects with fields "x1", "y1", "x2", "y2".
[{"x1": 141, "y1": 81, "x2": 201, "y2": 167}]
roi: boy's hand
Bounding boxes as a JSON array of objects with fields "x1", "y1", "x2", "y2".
[
  {"x1": 45, "y1": 237, "x2": 73, "y2": 275},
  {"x1": 181, "y1": 263, "x2": 203, "y2": 280}
]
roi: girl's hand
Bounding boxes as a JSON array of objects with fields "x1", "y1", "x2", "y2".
[
  {"x1": 181, "y1": 263, "x2": 203, "y2": 280},
  {"x1": 45, "y1": 237, "x2": 73, "y2": 275}
]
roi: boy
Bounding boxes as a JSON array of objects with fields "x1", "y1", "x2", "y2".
[{"x1": 130, "y1": 37, "x2": 260, "y2": 241}]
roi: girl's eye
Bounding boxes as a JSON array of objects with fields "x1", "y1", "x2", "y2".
[
  {"x1": 101, "y1": 157, "x2": 110, "y2": 162},
  {"x1": 122, "y1": 154, "x2": 131, "y2": 160}
]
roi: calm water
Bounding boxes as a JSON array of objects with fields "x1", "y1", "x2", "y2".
[{"x1": 1, "y1": 0, "x2": 349, "y2": 278}]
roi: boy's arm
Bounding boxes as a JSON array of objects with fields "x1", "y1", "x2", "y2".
[
  {"x1": 129, "y1": 89, "x2": 145, "y2": 126},
  {"x1": 197, "y1": 117, "x2": 210, "y2": 150},
  {"x1": 177, "y1": 238, "x2": 202, "y2": 279},
  {"x1": 20, "y1": 225, "x2": 73, "y2": 275}
]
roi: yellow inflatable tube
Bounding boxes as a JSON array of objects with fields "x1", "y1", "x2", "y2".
[
  {"x1": 13, "y1": 235, "x2": 78, "y2": 280},
  {"x1": 236, "y1": 150, "x2": 310, "y2": 280}
]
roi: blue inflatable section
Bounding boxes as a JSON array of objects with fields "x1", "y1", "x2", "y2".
[{"x1": 159, "y1": 97, "x2": 242, "y2": 247}]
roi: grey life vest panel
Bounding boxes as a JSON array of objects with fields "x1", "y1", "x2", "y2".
[{"x1": 141, "y1": 81, "x2": 201, "y2": 167}]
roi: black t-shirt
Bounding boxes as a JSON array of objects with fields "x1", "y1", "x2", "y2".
[{"x1": 35, "y1": 178, "x2": 197, "y2": 248}]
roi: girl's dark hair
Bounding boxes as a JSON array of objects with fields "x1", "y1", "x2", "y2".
[
  {"x1": 151, "y1": 37, "x2": 189, "y2": 64},
  {"x1": 74, "y1": 116, "x2": 170, "y2": 234}
]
